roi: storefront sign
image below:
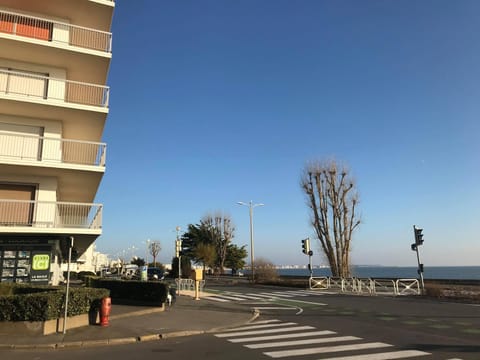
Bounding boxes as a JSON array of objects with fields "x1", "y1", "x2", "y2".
[{"x1": 30, "y1": 252, "x2": 51, "y2": 284}]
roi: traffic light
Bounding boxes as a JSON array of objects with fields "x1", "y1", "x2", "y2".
[
  {"x1": 175, "y1": 240, "x2": 182, "y2": 258},
  {"x1": 414, "y1": 226, "x2": 424, "y2": 246},
  {"x1": 301, "y1": 238, "x2": 310, "y2": 255}
]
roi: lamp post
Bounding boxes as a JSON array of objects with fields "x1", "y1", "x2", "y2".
[
  {"x1": 237, "y1": 200, "x2": 264, "y2": 282},
  {"x1": 175, "y1": 226, "x2": 181, "y2": 296}
]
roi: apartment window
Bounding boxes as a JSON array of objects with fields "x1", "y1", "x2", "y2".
[
  {"x1": 0, "y1": 67, "x2": 48, "y2": 99},
  {"x1": 0, "y1": 12, "x2": 53, "y2": 41},
  {"x1": 0, "y1": 122, "x2": 44, "y2": 161},
  {"x1": 0, "y1": 184, "x2": 36, "y2": 226}
]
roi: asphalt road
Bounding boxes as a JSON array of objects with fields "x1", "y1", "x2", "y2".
[{"x1": 2, "y1": 284, "x2": 479, "y2": 360}]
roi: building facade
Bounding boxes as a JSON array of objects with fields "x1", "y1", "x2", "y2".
[{"x1": 0, "y1": 0, "x2": 114, "y2": 285}]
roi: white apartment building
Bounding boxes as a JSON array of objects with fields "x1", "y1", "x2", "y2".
[{"x1": 0, "y1": 0, "x2": 114, "y2": 285}]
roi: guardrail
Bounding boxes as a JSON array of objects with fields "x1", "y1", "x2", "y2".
[
  {"x1": 0, "y1": 199, "x2": 102, "y2": 229},
  {"x1": 0, "y1": 68, "x2": 109, "y2": 108},
  {"x1": 0, "y1": 9, "x2": 112, "y2": 53},
  {"x1": 0, "y1": 131, "x2": 106, "y2": 167},
  {"x1": 309, "y1": 276, "x2": 421, "y2": 296}
]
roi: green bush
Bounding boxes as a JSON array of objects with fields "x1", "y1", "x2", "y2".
[
  {"x1": 0, "y1": 284, "x2": 109, "y2": 321},
  {"x1": 87, "y1": 277, "x2": 169, "y2": 306}
]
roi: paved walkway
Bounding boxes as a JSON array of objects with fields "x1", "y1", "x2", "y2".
[{"x1": 0, "y1": 292, "x2": 257, "y2": 350}]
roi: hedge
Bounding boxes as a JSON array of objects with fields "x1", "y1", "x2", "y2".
[
  {"x1": 86, "y1": 277, "x2": 169, "y2": 306},
  {"x1": 0, "y1": 284, "x2": 109, "y2": 322}
]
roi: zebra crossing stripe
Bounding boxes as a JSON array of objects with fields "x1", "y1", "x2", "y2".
[
  {"x1": 243, "y1": 319, "x2": 282, "y2": 325},
  {"x1": 253, "y1": 307, "x2": 298, "y2": 311},
  {"x1": 246, "y1": 335, "x2": 362, "y2": 349},
  {"x1": 247, "y1": 293, "x2": 278, "y2": 298},
  {"x1": 208, "y1": 294, "x2": 247, "y2": 301},
  {"x1": 264, "y1": 342, "x2": 393, "y2": 358},
  {"x1": 320, "y1": 350, "x2": 431, "y2": 359},
  {"x1": 259, "y1": 292, "x2": 294, "y2": 298},
  {"x1": 276, "y1": 291, "x2": 309, "y2": 297},
  {"x1": 206, "y1": 296, "x2": 230, "y2": 302},
  {"x1": 228, "y1": 330, "x2": 337, "y2": 343},
  {"x1": 219, "y1": 322, "x2": 298, "y2": 332},
  {"x1": 226, "y1": 293, "x2": 265, "y2": 300},
  {"x1": 214, "y1": 325, "x2": 315, "y2": 338}
]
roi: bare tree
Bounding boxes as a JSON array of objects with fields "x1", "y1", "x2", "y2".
[
  {"x1": 301, "y1": 160, "x2": 361, "y2": 277},
  {"x1": 148, "y1": 241, "x2": 161, "y2": 267},
  {"x1": 202, "y1": 213, "x2": 235, "y2": 275}
]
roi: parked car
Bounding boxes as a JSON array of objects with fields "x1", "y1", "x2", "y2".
[{"x1": 147, "y1": 267, "x2": 164, "y2": 280}]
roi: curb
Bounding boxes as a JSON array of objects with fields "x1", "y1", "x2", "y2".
[{"x1": 0, "y1": 308, "x2": 260, "y2": 350}]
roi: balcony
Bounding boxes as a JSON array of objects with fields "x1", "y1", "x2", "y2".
[
  {"x1": 0, "y1": 68, "x2": 109, "y2": 108},
  {"x1": 0, "y1": 131, "x2": 106, "y2": 168},
  {"x1": 0, "y1": 199, "x2": 102, "y2": 230},
  {"x1": 0, "y1": 9, "x2": 112, "y2": 54}
]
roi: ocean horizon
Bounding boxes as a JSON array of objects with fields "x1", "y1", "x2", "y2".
[{"x1": 275, "y1": 266, "x2": 480, "y2": 280}]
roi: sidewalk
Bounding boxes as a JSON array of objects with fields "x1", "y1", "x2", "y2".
[{"x1": 0, "y1": 291, "x2": 258, "y2": 350}]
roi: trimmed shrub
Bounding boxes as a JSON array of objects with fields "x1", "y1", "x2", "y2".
[
  {"x1": 0, "y1": 283, "x2": 109, "y2": 321},
  {"x1": 87, "y1": 277, "x2": 169, "y2": 306}
]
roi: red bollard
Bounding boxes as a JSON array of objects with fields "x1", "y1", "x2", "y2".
[{"x1": 99, "y1": 297, "x2": 111, "y2": 327}]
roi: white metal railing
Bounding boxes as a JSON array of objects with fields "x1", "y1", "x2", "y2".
[
  {"x1": 0, "y1": 10, "x2": 112, "y2": 53},
  {"x1": 309, "y1": 276, "x2": 329, "y2": 290},
  {"x1": 309, "y1": 276, "x2": 421, "y2": 296},
  {"x1": 396, "y1": 279, "x2": 420, "y2": 295},
  {"x1": 0, "y1": 199, "x2": 102, "y2": 229},
  {"x1": 175, "y1": 278, "x2": 206, "y2": 291},
  {"x1": 0, "y1": 131, "x2": 106, "y2": 167},
  {"x1": 0, "y1": 68, "x2": 109, "y2": 108}
]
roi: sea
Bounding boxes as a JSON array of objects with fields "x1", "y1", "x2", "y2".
[{"x1": 276, "y1": 266, "x2": 480, "y2": 280}]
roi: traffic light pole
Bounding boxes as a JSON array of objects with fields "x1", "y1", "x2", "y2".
[
  {"x1": 308, "y1": 252, "x2": 313, "y2": 279},
  {"x1": 414, "y1": 244, "x2": 425, "y2": 293},
  {"x1": 412, "y1": 225, "x2": 425, "y2": 293}
]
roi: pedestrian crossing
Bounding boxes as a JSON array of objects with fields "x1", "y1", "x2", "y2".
[
  {"x1": 205, "y1": 289, "x2": 326, "y2": 303},
  {"x1": 213, "y1": 319, "x2": 454, "y2": 359}
]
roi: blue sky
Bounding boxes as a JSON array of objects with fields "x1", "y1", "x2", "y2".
[{"x1": 96, "y1": 0, "x2": 480, "y2": 267}]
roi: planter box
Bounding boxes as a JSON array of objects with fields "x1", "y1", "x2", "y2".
[{"x1": 0, "y1": 313, "x2": 94, "y2": 336}]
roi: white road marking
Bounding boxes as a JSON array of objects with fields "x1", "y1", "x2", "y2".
[
  {"x1": 246, "y1": 335, "x2": 361, "y2": 349},
  {"x1": 220, "y1": 322, "x2": 298, "y2": 332},
  {"x1": 214, "y1": 325, "x2": 315, "y2": 338},
  {"x1": 226, "y1": 293, "x2": 265, "y2": 300},
  {"x1": 207, "y1": 294, "x2": 247, "y2": 301},
  {"x1": 260, "y1": 292, "x2": 294, "y2": 298},
  {"x1": 253, "y1": 306, "x2": 298, "y2": 310},
  {"x1": 244, "y1": 319, "x2": 281, "y2": 325},
  {"x1": 205, "y1": 296, "x2": 230, "y2": 302},
  {"x1": 264, "y1": 342, "x2": 392, "y2": 358},
  {"x1": 320, "y1": 350, "x2": 431, "y2": 359},
  {"x1": 228, "y1": 330, "x2": 337, "y2": 343},
  {"x1": 272, "y1": 298, "x2": 327, "y2": 306},
  {"x1": 273, "y1": 291, "x2": 309, "y2": 297},
  {"x1": 247, "y1": 293, "x2": 280, "y2": 298}
]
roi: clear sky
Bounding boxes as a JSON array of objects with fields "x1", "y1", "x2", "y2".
[{"x1": 96, "y1": 0, "x2": 480, "y2": 267}]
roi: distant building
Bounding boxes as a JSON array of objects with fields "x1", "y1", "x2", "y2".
[{"x1": 0, "y1": 0, "x2": 114, "y2": 285}]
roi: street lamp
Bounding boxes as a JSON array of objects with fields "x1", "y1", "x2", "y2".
[{"x1": 237, "y1": 200, "x2": 264, "y2": 282}]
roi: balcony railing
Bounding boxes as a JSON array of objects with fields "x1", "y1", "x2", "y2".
[
  {"x1": 0, "y1": 131, "x2": 106, "y2": 167},
  {"x1": 0, "y1": 10, "x2": 112, "y2": 53},
  {"x1": 0, "y1": 200, "x2": 102, "y2": 230},
  {"x1": 0, "y1": 68, "x2": 109, "y2": 108}
]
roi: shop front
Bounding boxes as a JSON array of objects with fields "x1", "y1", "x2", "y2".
[{"x1": 0, "y1": 237, "x2": 62, "y2": 284}]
